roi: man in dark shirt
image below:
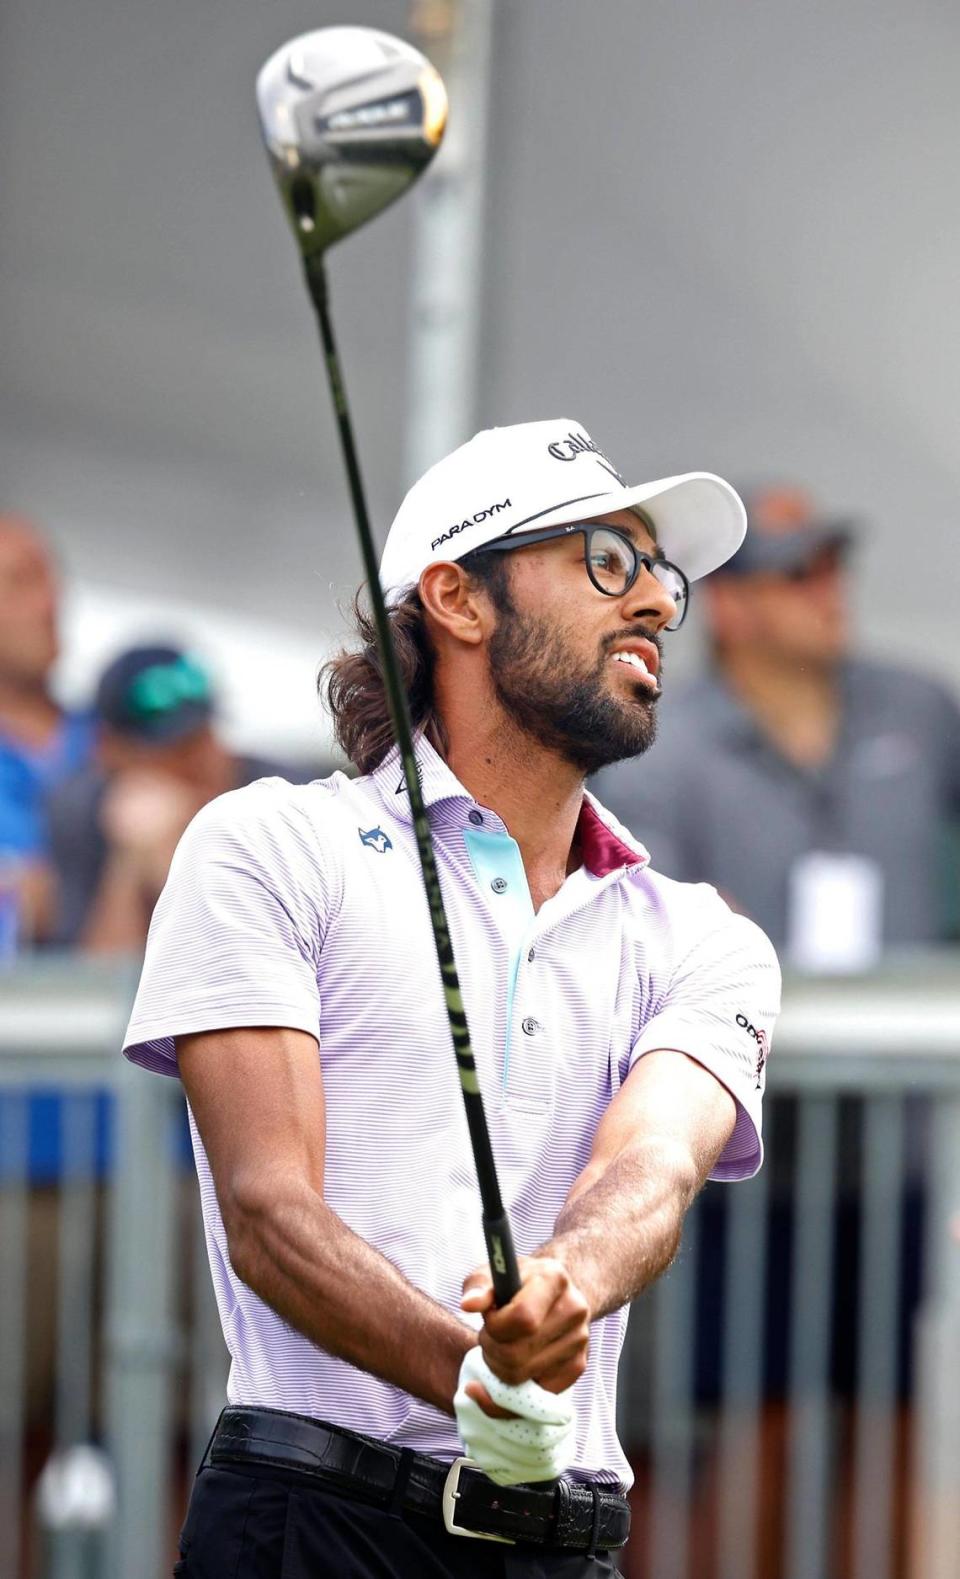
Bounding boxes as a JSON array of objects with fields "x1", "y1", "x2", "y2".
[{"x1": 594, "y1": 485, "x2": 960, "y2": 965}]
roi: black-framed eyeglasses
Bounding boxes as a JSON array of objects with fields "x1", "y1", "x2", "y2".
[{"x1": 475, "y1": 522, "x2": 690, "y2": 631}]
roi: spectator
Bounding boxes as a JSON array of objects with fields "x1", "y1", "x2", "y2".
[
  {"x1": 47, "y1": 643, "x2": 298, "y2": 952},
  {"x1": 0, "y1": 514, "x2": 95, "y2": 948},
  {"x1": 593, "y1": 483, "x2": 960, "y2": 969}
]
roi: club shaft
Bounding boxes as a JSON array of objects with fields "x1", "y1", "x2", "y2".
[{"x1": 305, "y1": 255, "x2": 520, "y2": 1307}]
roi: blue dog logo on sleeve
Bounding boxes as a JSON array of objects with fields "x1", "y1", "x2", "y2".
[{"x1": 359, "y1": 825, "x2": 393, "y2": 853}]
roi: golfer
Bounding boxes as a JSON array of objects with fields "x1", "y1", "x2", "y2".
[{"x1": 124, "y1": 419, "x2": 781, "y2": 1578}]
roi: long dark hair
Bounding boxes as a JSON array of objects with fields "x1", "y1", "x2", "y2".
[{"x1": 320, "y1": 550, "x2": 510, "y2": 774}]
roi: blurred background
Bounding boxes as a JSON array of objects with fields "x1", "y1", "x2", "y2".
[{"x1": 1, "y1": 1, "x2": 959, "y2": 1575}]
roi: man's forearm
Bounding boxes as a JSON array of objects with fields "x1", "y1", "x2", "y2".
[
  {"x1": 539, "y1": 1136, "x2": 700, "y2": 1321},
  {"x1": 227, "y1": 1176, "x2": 474, "y2": 1413}
]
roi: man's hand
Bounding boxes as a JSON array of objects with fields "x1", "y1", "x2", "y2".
[
  {"x1": 98, "y1": 769, "x2": 204, "y2": 897},
  {"x1": 460, "y1": 1253, "x2": 591, "y2": 1415},
  {"x1": 453, "y1": 1346, "x2": 576, "y2": 1486}
]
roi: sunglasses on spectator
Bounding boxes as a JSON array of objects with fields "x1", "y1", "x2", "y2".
[{"x1": 781, "y1": 542, "x2": 849, "y2": 584}]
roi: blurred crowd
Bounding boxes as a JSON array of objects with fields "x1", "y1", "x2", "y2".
[
  {"x1": 595, "y1": 483, "x2": 960, "y2": 969},
  {"x1": 0, "y1": 512, "x2": 315, "y2": 961},
  {"x1": 2, "y1": 489, "x2": 960, "y2": 966}
]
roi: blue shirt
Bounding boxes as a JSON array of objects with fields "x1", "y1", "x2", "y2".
[{"x1": 0, "y1": 712, "x2": 95, "y2": 858}]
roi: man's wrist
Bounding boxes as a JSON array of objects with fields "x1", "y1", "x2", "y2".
[
  {"x1": 433, "y1": 1325, "x2": 478, "y2": 1416},
  {"x1": 532, "y1": 1239, "x2": 602, "y2": 1324}
]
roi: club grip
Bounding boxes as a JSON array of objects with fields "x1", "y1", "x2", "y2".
[{"x1": 484, "y1": 1211, "x2": 521, "y2": 1307}]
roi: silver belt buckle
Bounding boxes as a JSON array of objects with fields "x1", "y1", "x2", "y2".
[{"x1": 441, "y1": 1457, "x2": 515, "y2": 1543}]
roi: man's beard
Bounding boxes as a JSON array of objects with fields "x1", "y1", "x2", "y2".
[{"x1": 487, "y1": 600, "x2": 661, "y2": 776}]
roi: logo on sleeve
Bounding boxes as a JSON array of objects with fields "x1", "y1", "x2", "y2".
[
  {"x1": 736, "y1": 1013, "x2": 768, "y2": 1090},
  {"x1": 359, "y1": 826, "x2": 393, "y2": 853}
]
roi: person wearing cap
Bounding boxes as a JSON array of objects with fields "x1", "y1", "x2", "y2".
[
  {"x1": 0, "y1": 514, "x2": 95, "y2": 950},
  {"x1": 121, "y1": 421, "x2": 780, "y2": 1576},
  {"x1": 594, "y1": 483, "x2": 960, "y2": 967},
  {"x1": 46, "y1": 644, "x2": 292, "y2": 952}
]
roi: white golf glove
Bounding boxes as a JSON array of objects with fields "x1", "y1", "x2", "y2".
[{"x1": 453, "y1": 1345, "x2": 577, "y2": 1486}]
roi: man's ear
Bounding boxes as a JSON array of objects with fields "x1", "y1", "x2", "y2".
[{"x1": 418, "y1": 561, "x2": 493, "y2": 648}]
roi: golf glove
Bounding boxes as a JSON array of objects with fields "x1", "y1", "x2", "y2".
[{"x1": 453, "y1": 1345, "x2": 577, "y2": 1486}]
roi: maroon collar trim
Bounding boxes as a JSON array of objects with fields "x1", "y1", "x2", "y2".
[{"x1": 576, "y1": 799, "x2": 647, "y2": 877}]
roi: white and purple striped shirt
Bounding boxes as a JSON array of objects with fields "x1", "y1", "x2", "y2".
[{"x1": 123, "y1": 738, "x2": 780, "y2": 1488}]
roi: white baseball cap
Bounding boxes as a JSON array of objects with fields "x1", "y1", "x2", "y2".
[{"x1": 379, "y1": 419, "x2": 747, "y2": 601}]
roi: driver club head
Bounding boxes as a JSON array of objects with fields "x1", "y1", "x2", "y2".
[{"x1": 256, "y1": 26, "x2": 448, "y2": 261}]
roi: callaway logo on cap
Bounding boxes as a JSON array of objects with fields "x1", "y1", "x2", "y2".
[{"x1": 379, "y1": 419, "x2": 748, "y2": 601}]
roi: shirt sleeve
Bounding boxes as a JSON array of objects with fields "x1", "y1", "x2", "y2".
[
  {"x1": 629, "y1": 886, "x2": 781, "y2": 1180},
  {"x1": 122, "y1": 782, "x2": 330, "y2": 1077}
]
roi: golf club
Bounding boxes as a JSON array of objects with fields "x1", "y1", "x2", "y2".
[{"x1": 256, "y1": 26, "x2": 520, "y2": 1307}]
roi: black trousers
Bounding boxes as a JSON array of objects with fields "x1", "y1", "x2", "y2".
[{"x1": 174, "y1": 1463, "x2": 625, "y2": 1579}]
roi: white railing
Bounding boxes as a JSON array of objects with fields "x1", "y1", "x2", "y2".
[{"x1": 1, "y1": 956, "x2": 959, "y2": 1579}]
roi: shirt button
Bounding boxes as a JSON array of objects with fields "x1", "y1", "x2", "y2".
[
  {"x1": 491, "y1": 877, "x2": 508, "y2": 894},
  {"x1": 521, "y1": 1016, "x2": 542, "y2": 1036},
  {"x1": 527, "y1": 947, "x2": 536, "y2": 963},
  {"x1": 468, "y1": 810, "x2": 483, "y2": 825}
]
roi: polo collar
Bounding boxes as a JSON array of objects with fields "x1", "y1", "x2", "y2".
[
  {"x1": 371, "y1": 737, "x2": 649, "y2": 879},
  {"x1": 371, "y1": 736, "x2": 467, "y2": 819},
  {"x1": 579, "y1": 793, "x2": 650, "y2": 876}
]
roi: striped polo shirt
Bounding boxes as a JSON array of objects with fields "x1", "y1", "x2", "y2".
[{"x1": 123, "y1": 737, "x2": 780, "y2": 1488}]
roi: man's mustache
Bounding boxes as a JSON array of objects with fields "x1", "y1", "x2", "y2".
[{"x1": 600, "y1": 626, "x2": 664, "y2": 664}]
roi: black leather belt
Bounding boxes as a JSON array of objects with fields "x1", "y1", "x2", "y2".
[{"x1": 208, "y1": 1405, "x2": 630, "y2": 1552}]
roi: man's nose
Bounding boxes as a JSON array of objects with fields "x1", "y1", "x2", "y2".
[{"x1": 621, "y1": 564, "x2": 678, "y2": 632}]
